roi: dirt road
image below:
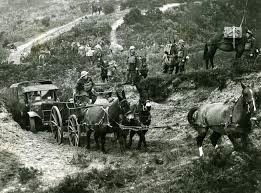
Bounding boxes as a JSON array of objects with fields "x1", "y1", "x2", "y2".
[{"x1": 7, "y1": 12, "x2": 105, "y2": 65}]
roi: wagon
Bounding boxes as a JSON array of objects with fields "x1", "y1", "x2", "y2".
[{"x1": 49, "y1": 82, "x2": 114, "y2": 146}]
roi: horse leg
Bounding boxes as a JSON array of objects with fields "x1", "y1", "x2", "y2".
[
  {"x1": 86, "y1": 129, "x2": 92, "y2": 149},
  {"x1": 210, "y1": 131, "x2": 221, "y2": 149},
  {"x1": 206, "y1": 58, "x2": 209, "y2": 70},
  {"x1": 128, "y1": 130, "x2": 135, "y2": 148},
  {"x1": 240, "y1": 134, "x2": 250, "y2": 151},
  {"x1": 142, "y1": 130, "x2": 148, "y2": 150},
  {"x1": 196, "y1": 128, "x2": 208, "y2": 157},
  {"x1": 210, "y1": 56, "x2": 215, "y2": 69},
  {"x1": 101, "y1": 133, "x2": 107, "y2": 153},
  {"x1": 94, "y1": 132, "x2": 100, "y2": 150},
  {"x1": 227, "y1": 134, "x2": 240, "y2": 151},
  {"x1": 137, "y1": 131, "x2": 143, "y2": 150}
]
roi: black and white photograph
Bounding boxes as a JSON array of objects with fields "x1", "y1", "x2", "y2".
[{"x1": 0, "y1": 0, "x2": 261, "y2": 192}]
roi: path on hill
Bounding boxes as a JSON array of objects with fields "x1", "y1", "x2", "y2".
[
  {"x1": 7, "y1": 12, "x2": 104, "y2": 65},
  {"x1": 109, "y1": 3, "x2": 184, "y2": 49},
  {"x1": 8, "y1": 2, "x2": 185, "y2": 65}
]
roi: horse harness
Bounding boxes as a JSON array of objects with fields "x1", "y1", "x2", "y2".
[{"x1": 202, "y1": 96, "x2": 252, "y2": 134}]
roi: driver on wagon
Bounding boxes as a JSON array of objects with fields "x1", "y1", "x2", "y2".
[{"x1": 75, "y1": 71, "x2": 97, "y2": 106}]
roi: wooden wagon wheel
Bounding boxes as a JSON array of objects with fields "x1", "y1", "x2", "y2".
[
  {"x1": 68, "y1": 115, "x2": 81, "y2": 147},
  {"x1": 50, "y1": 106, "x2": 63, "y2": 144}
]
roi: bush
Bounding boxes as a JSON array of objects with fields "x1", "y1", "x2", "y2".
[
  {"x1": 0, "y1": 46, "x2": 8, "y2": 63},
  {"x1": 103, "y1": 2, "x2": 115, "y2": 15},
  {"x1": 18, "y1": 167, "x2": 41, "y2": 184},
  {"x1": 44, "y1": 167, "x2": 138, "y2": 193},
  {"x1": 124, "y1": 8, "x2": 143, "y2": 25},
  {"x1": 41, "y1": 16, "x2": 50, "y2": 27}
]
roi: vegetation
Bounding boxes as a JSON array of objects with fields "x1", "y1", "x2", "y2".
[
  {"x1": 18, "y1": 167, "x2": 42, "y2": 184},
  {"x1": 43, "y1": 167, "x2": 138, "y2": 193},
  {"x1": 103, "y1": 1, "x2": 116, "y2": 15}
]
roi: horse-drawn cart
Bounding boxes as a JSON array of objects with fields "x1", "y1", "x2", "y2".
[{"x1": 49, "y1": 101, "x2": 109, "y2": 146}]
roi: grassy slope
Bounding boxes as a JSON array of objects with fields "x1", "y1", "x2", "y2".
[
  {"x1": 1, "y1": 1, "x2": 261, "y2": 193},
  {"x1": 0, "y1": 0, "x2": 92, "y2": 43}
]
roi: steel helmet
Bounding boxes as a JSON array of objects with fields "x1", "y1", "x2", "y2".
[
  {"x1": 80, "y1": 71, "x2": 88, "y2": 78},
  {"x1": 178, "y1": 39, "x2": 185, "y2": 44},
  {"x1": 129, "y1": 46, "x2": 135, "y2": 50},
  {"x1": 246, "y1": 29, "x2": 253, "y2": 35}
]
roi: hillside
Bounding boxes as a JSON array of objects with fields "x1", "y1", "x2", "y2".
[{"x1": 1, "y1": 0, "x2": 261, "y2": 193}]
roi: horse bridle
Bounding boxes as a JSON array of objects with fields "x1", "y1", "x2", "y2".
[
  {"x1": 118, "y1": 98, "x2": 131, "y2": 116},
  {"x1": 243, "y1": 89, "x2": 256, "y2": 114}
]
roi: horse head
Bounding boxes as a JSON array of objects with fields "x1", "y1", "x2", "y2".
[
  {"x1": 116, "y1": 89, "x2": 131, "y2": 116},
  {"x1": 241, "y1": 82, "x2": 257, "y2": 114},
  {"x1": 140, "y1": 100, "x2": 151, "y2": 112}
]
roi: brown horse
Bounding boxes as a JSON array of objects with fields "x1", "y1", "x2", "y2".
[
  {"x1": 84, "y1": 89, "x2": 132, "y2": 153},
  {"x1": 203, "y1": 34, "x2": 255, "y2": 69},
  {"x1": 188, "y1": 82, "x2": 256, "y2": 157}
]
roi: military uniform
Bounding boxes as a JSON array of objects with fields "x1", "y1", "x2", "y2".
[
  {"x1": 126, "y1": 47, "x2": 139, "y2": 85},
  {"x1": 139, "y1": 57, "x2": 148, "y2": 78},
  {"x1": 75, "y1": 74, "x2": 96, "y2": 105},
  {"x1": 162, "y1": 52, "x2": 172, "y2": 74},
  {"x1": 176, "y1": 44, "x2": 187, "y2": 73},
  {"x1": 98, "y1": 59, "x2": 109, "y2": 82}
]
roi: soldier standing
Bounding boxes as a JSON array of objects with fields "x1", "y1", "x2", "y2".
[
  {"x1": 139, "y1": 56, "x2": 149, "y2": 78},
  {"x1": 176, "y1": 39, "x2": 188, "y2": 74},
  {"x1": 126, "y1": 46, "x2": 139, "y2": 85}
]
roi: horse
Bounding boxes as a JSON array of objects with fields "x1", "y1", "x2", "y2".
[
  {"x1": 84, "y1": 89, "x2": 133, "y2": 153},
  {"x1": 126, "y1": 100, "x2": 152, "y2": 150},
  {"x1": 91, "y1": 3, "x2": 102, "y2": 15},
  {"x1": 187, "y1": 82, "x2": 256, "y2": 157},
  {"x1": 203, "y1": 34, "x2": 256, "y2": 69}
]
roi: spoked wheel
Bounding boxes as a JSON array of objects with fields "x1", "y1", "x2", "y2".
[
  {"x1": 50, "y1": 106, "x2": 63, "y2": 144},
  {"x1": 68, "y1": 115, "x2": 81, "y2": 147}
]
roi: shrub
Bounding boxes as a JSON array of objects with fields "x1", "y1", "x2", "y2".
[
  {"x1": 41, "y1": 16, "x2": 50, "y2": 27},
  {"x1": 44, "y1": 167, "x2": 138, "y2": 193},
  {"x1": 18, "y1": 167, "x2": 41, "y2": 184},
  {"x1": 124, "y1": 8, "x2": 143, "y2": 25},
  {"x1": 103, "y1": 2, "x2": 115, "y2": 15}
]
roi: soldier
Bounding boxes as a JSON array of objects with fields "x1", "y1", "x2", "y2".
[
  {"x1": 98, "y1": 59, "x2": 109, "y2": 82},
  {"x1": 162, "y1": 51, "x2": 172, "y2": 74},
  {"x1": 245, "y1": 29, "x2": 257, "y2": 57},
  {"x1": 176, "y1": 39, "x2": 188, "y2": 74},
  {"x1": 126, "y1": 46, "x2": 139, "y2": 85},
  {"x1": 163, "y1": 40, "x2": 178, "y2": 74},
  {"x1": 139, "y1": 56, "x2": 149, "y2": 78},
  {"x1": 75, "y1": 71, "x2": 97, "y2": 106}
]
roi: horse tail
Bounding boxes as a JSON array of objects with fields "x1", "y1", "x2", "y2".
[
  {"x1": 203, "y1": 43, "x2": 208, "y2": 60},
  {"x1": 187, "y1": 106, "x2": 198, "y2": 126}
]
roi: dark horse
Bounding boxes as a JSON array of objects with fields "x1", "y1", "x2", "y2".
[
  {"x1": 84, "y1": 89, "x2": 132, "y2": 153},
  {"x1": 187, "y1": 82, "x2": 256, "y2": 157},
  {"x1": 203, "y1": 34, "x2": 254, "y2": 69},
  {"x1": 125, "y1": 100, "x2": 152, "y2": 150},
  {"x1": 92, "y1": 3, "x2": 102, "y2": 15}
]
